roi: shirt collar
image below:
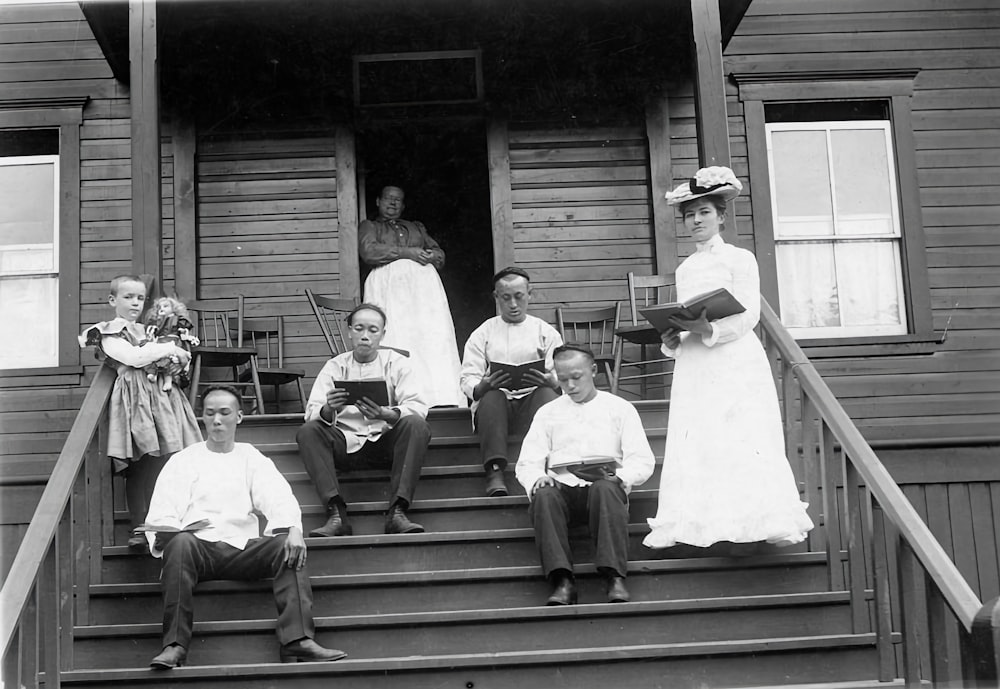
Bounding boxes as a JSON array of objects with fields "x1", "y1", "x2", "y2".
[{"x1": 695, "y1": 233, "x2": 725, "y2": 253}]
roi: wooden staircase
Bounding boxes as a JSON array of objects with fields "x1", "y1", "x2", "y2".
[{"x1": 60, "y1": 407, "x2": 888, "y2": 688}]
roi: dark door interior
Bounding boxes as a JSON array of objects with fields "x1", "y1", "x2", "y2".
[{"x1": 357, "y1": 119, "x2": 495, "y2": 350}]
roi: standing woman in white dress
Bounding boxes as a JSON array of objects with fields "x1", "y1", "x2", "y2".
[
  {"x1": 643, "y1": 166, "x2": 813, "y2": 550},
  {"x1": 360, "y1": 185, "x2": 466, "y2": 408}
]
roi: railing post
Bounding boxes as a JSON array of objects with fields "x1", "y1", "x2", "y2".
[
  {"x1": 971, "y1": 596, "x2": 1000, "y2": 685},
  {"x1": 38, "y1": 543, "x2": 61, "y2": 688},
  {"x1": 819, "y1": 421, "x2": 845, "y2": 590},
  {"x1": 897, "y1": 538, "x2": 930, "y2": 686},
  {"x1": 799, "y1": 394, "x2": 824, "y2": 553},
  {"x1": 843, "y1": 460, "x2": 871, "y2": 633},
  {"x1": 871, "y1": 504, "x2": 898, "y2": 680}
]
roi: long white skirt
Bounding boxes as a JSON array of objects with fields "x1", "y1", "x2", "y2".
[
  {"x1": 643, "y1": 331, "x2": 813, "y2": 549},
  {"x1": 363, "y1": 260, "x2": 466, "y2": 408}
]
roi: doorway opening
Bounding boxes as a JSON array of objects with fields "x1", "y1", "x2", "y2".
[{"x1": 357, "y1": 119, "x2": 495, "y2": 350}]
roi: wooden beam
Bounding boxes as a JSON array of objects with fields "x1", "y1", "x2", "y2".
[
  {"x1": 335, "y1": 126, "x2": 360, "y2": 300},
  {"x1": 172, "y1": 118, "x2": 197, "y2": 301},
  {"x1": 128, "y1": 0, "x2": 162, "y2": 283},
  {"x1": 743, "y1": 98, "x2": 780, "y2": 307},
  {"x1": 645, "y1": 93, "x2": 678, "y2": 275},
  {"x1": 690, "y1": 0, "x2": 730, "y2": 167},
  {"x1": 486, "y1": 117, "x2": 514, "y2": 271}
]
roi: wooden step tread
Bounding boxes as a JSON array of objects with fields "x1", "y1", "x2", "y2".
[
  {"x1": 59, "y1": 633, "x2": 877, "y2": 683},
  {"x1": 76, "y1": 590, "x2": 851, "y2": 639}
]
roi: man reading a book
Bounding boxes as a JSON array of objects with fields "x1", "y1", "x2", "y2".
[
  {"x1": 515, "y1": 345, "x2": 655, "y2": 606},
  {"x1": 460, "y1": 267, "x2": 563, "y2": 497},
  {"x1": 297, "y1": 303, "x2": 431, "y2": 537},
  {"x1": 144, "y1": 384, "x2": 346, "y2": 669}
]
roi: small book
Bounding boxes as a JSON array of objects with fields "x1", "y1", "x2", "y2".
[
  {"x1": 135, "y1": 518, "x2": 212, "y2": 533},
  {"x1": 547, "y1": 454, "x2": 623, "y2": 471},
  {"x1": 490, "y1": 359, "x2": 546, "y2": 389},
  {"x1": 638, "y1": 287, "x2": 745, "y2": 332},
  {"x1": 335, "y1": 379, "x2": 391, "y2": 407}
]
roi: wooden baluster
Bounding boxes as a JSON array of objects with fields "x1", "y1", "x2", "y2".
[
  {"x1": 871, "y1": 503, "x2": 898, "y2": 680},
  {"x1": 926, "y1": 581, "x2": 963, "y2": 685},
  {"x1": 19, "y1": 585, "x2": 39, "y2": 688},
  {"x1": 843, "y1": 460, "x2": 870, "y2": 632},
  {"x1": 799, "y1": 394, "x2": 824, "y2": 552},
  {"x1": 39, "y1": 544, "x2": 61, "y2": 688},
  {"x1": 897, "y1": 538, "x2": 930, "y2": 687},
  {"x1": 819, "y1": 421, "x2": 845, "y2": 590}
]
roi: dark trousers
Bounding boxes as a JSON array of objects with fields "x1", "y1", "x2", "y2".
[
  {"x1": 296, "y1": 415, "x2": 430, "y2": 509},
  {"x1": 529, "y1": 480, "x2": 630, "y2": 579},
  {"x1": 160, "y1": 533, "x2": 313, "y2": 648},
  {"x1": 475, "y1": 387, "x2": 558, "y2": 468}
]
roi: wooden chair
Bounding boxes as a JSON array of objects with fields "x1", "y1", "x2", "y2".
[
  {"x1": 556, "y1": 303, "x2": 621, "y2": 390},
  {"x1": 613, "y1": 272, "x2": 676, "y2": 398},
  {"x1": 232, "y1": 311, "x2": 307, "y2": 414},
  {"x1": 304, "y1": 288, "x2": 359, "y2": 357},
  {"x1": 186, "y1": 296, "x2": 265, "y2": 414}
]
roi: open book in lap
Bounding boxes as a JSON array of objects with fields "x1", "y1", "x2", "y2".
[
  {"x1": 136, "y1": 518, "x2": 212, "y2": 533},
  {"x1": 638, "y1": 287, "x2": 745, "y2": 332},
  {"x1": 490, "y1": 359, "x2": 545, "y2": 390},
  {"x1": 335, "y1": 379, "x2": 391, "y2": 407}
]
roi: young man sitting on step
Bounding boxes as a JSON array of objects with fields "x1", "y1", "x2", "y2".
[
  {"x1": 297, "y1": 303, "x2": 431, "y2": 537},
  {"x1": 460, "y1": 267, "x2": 563, "y2": 497}
]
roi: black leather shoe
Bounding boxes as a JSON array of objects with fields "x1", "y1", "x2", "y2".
[
  {"x1": 309, "y1": 504, "x2": 352, "y2": 537},
  {"x1": 279, "y1": 638, "x2": 347, "y2": 663},
  {"x1": 606, "y1": 576, "x2": 630, "y2": 603},
  {"x1": 546, "y1": 576, "x2": 578, "y2": 606},
  {"x1": 385, "y1": 504, "x2": 424, "y2": 534},
  {"x1": 485, "y1": 464, "x2": 508, "y2": 497},
  {"x1": 150, "y1": 644, "x2": 187, "y2": 669}
]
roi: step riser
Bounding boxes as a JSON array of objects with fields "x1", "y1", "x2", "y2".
[
  {"x1": 102, "y1": 530, "x2": 668, "y2": 583},
  {"x1": 87, "y1": 564, "x2": 832, "y2": 623},
  {"x1": 73, "y1": 603, "x2": 852, "y2": 669},
  {"x1": 67, "y1": 645, "x2": 878, "y2": 686}
]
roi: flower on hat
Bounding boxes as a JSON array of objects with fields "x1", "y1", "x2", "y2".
[
  {"x1": 664, "y1": 165, "x2": 743, "y2": 206},
  {"x1": 693, "y1": 166, "x2": 742, "y2": 193}
]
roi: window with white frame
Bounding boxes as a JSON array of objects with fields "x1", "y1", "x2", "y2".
[
  {"x1": 0, "y1": 151, "x2": 60, "y2": 369},
  {"x1": 765, "y1": 118, "x2": 908, "y2": 338}
]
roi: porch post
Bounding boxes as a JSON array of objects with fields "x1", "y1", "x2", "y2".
[
  {"x1": 690, "y1": 0, "x2": 730, "y2": 167},
  {"x1": 128, "y1": 0, "x2": 162, "y2": 287},
  {"x1": 335, "y1": 126, "x2": 360, "y2": 300},
  {"x1": 646, "y1": 93, "x2": 678, "y2": 275}
]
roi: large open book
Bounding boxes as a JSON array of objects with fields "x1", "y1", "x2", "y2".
[
  {"x1": 490, "y1": 359, "x2": 545, "y2": 390},
  {"x1": 638, "y1": 287, "x2": 745, "y2": 332},
  {"x1": 335, "y1": 379, "x2": 391, "y2": 407},
  {"x1": 135, "y1": 518, "x2": 212, "y2": 534}
]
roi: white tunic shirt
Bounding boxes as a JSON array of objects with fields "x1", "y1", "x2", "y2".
[
  {"x1": 515, "y1": 390, "x2": 655, "y2": 495},
  {"x1": 144, "y1": 441, "x2": 302, "y2": 557},
  {"x1": 460, "y1": 314, "x2": 563, "y2": 416},
  {"x1": 304, "y1": 348, "x2": 428, "y2": 454}
]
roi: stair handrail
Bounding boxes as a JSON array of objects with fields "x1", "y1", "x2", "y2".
[
  {"x1": 0, "y1": 364, "x2": 116, "y2": 659},
  {"x1": 759, "y1": 300, "x2": 982, "y2": 625}
]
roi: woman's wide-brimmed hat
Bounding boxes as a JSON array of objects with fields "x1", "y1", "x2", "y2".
[{"x1": 665, "y1": 166, "x2": 743, "y2": 206}]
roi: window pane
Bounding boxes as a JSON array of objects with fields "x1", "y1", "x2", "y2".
[
  {"x1": 0, "y1": 158, "x2": 56, "y2": 274},
  {"x1": 771, "y1": 130, "x2": 833, "y2": 238},
  {"x1": 776, "y1": 242, "x2": 840, "y2": 328},
  {"x1": 0, "y1": 276, "x2": 58, "y2": 368},
  {"x1": 835, "y1": 240, "x2": 906, "y2": 328},
  {"x1": 831, "y1": 128, "x2": 895, "y2": 236}
]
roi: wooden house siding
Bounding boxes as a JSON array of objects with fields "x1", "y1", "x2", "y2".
[
  {"x1": 194, "y1": 136, "x2": 343, "y2": 384},
  {"x1": 507, "y1": 126, "x2": 655, "y2": 324},
  {"x1": 0, "y1": 3, "x2": 123, "y2": 576},
  {"x1": 724, "y1": 0, "x2": 1000, "y2": 445}
]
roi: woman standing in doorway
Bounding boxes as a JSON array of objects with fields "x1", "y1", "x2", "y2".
[{"x1": 643, "y1": 166, "x2": 813, "y2": 550}]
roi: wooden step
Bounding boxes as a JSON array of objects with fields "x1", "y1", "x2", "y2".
[
  {"x1": 59, "y1": 634, "x2": 878, "y2": 688},
  {"x1": 72, "y1": 591, "x2": 854, "y2": 669},
  {"x1": 87, "y1": 552, "x2": 831, "y2": 623}
]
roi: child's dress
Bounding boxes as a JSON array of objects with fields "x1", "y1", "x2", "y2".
[
  {"x1": 643, "y1": 234, "x2": 813, "y2": 549},
  {"x1": 80, "y1": 318, "x2": 202, "y2": 473}
]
